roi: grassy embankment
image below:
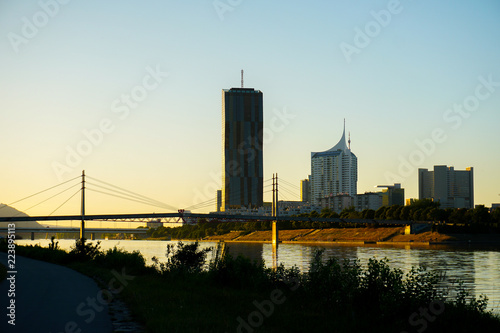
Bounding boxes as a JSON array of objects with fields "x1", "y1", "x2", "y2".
[
  {"x1": 1, "y1": 238, "x2": 500, "y2": 332},
  {"x1": 148, "y1": 215, "x2": 500, "y2": 244},
  {"x1": 183, "y1": 227, "x2": 500, "y2": 245}
]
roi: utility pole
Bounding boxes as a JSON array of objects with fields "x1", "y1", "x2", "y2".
[{"x1": 80, "y1": 170, "x2": 86, "y2": 240}]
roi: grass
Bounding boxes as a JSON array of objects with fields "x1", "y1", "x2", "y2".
[{"x1": 1, "y1": 239, "x2": 500, "y2": 332}]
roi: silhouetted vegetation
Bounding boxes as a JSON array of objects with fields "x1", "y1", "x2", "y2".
[
  {"x1": 1, "y1": 239, "x2": 499, "y2": 332},
  {"x1": 68, "y1": 238, "x2": 102, "y2": 261},
  {"x1": 152, "y1": 241, "x2": 212, "y2": 274},
  {"x1": 48, "y1": 236, "x2": 59, "y2": 250}
]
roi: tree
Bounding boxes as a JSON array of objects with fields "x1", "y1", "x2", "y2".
[
  {"x1": 374, "y1": 206, "x2": 387, "y2": 219},
  {"x1": 491, "y1": 208, "x2": 500, "y2": 224},
  {"x1": 361, "y1": 209, "x2": 375, "y2": 219},
  {"x1": 329, "y1": 211, "x2": 340, "y2": 219},
  {"x1": 340, "y1": 206, "x2": 357, "y2": 219},
  {"x1": 421, "y1": 207, "x2": 433, "y2": 221},
  {"x1": 470, "y1": 205, "x2": 491, "y2": 225},
  {"x1": 310, "y1": 210, "x2": 320, "y2": 218},
  {"x1": 393, "y1": 206, "x2": 403, "y2": 220},
  {"x1": 409, "y1": 199, "x2": 440, "y2": 210},
  {"x1": 320, "y1": 207, "x2": 333, "y2": 218},
  {"x1": 400, "y1": 205, "x2": 413, "y2": 221},
  {"x1": 165, "y1": 242, "x2": 212, "y2": 273},
  {"x1": 412, "y1": 209, "x2": 423, "y2": 221},
  {"x1": 384, "y1": 205, "x2": 403, "y2": 220},
  {"x1": 428, "y1": 208, "x2": 447, "y2": 222},
  {"x1": 448, "y1": 208, "x2": 469, "y2": 225},
  {"x1": 347, "y1": 211, "x2": 361, "y2": 219},
  {"x1": 69, "y1": 238, "x2": 101, "y2": 261}
]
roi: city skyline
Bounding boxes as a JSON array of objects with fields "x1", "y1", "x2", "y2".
[{"x1": 1, "y1": 1, "x2": 499, "y2": 216}]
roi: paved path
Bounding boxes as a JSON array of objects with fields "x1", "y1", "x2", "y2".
[{"x1": 0, "y1": 253, "x2": 112, "y2": 333}]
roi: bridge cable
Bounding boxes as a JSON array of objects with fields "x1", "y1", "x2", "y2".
[
  {"x1": 12, "y1": 182, "x2": 81, "y2": 216},
  {"x1": 279, "y1": 186, "x2": 299, "y2": 199},
  {"x1": 183, "y1": 177, "x2": 275, "y2": 211},
  {"x1": 87, "y1": 176, "x2": 173, "y2": 207},
  {"x1": 48, "y1": 189, "x2": 81, "y2": 216},
  {"x1": 86, "y1": 176, "x2": 177, "y2": 211},
  {"x1": 280, "y1": 178, "x2": 300, "y2": 190},
  {"x1": 86, "y1": 188, "x2": 175, "y2": 211},
  {"x1": 0, "y1": 176, "x2": 80, "y2": 210},
  {"x1": 85, "y1": 182, "x2": 175, "y2": 210}
]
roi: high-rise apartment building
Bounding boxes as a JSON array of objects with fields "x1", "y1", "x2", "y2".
[
  {"x1": 310, "y1": 122, "x2": 357, "y2": 205},
  {"x1": 221, "y1": 87, "x2": 263, "y2": 210},
  {"x1": 418, "y1": 166, "x2": 473, "y2": 209}
]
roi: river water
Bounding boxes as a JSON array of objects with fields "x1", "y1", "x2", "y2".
[{"x1": 17, "y1": 239, "x2": 500, "y2": 314}]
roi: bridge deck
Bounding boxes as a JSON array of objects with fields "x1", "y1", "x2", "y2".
[
  {"x1": 0, "y1": 228, "x2": 147, "y2": 234},
  {"x1": 0, "y1": 213, "x2": 414, "y2": 225}
]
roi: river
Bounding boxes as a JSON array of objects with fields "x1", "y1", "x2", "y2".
[{"x1": 16, "y1": 239, "x2": 500, "y2": 314}]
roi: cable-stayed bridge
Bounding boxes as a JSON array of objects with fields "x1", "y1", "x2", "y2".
[{"x1": 0, "y1": 171, "x2": 414, "y2": 240}]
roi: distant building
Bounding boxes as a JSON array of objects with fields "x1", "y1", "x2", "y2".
[
  {"x1": 300, "y1": 178, "x2": 310, "y2": 203},
  {"x1": 418, "y1": 166, "x2": 474, "y2": 209},
  {"x1": 406, "y1": 198, "x2": 417, "y2": 206},
  {"x1": 216, "y1": 190, "x2": 222, "y2": 212},
  {"x1": 216, "y1": 201, "x2": 321, "y2": 217},
  {"x1": 221, "y1": 87, "x2": 263, "y2": 211},
  {"x1": 378, "y1": 183, "x2": 405, "y2": 206},
  {"x1": 310, "y1": 121, "x2": 357, "y2": 205},
  {"x1": 320, "y1": 193, "x2": 354, "y2": 213},
  {"x1": 355, "y1": 192, "x2": 383, "y2": 212}
]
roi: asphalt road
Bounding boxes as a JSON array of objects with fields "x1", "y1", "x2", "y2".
[{"x1": 0, "y1": 252, "x2": 112, "y2": 333}]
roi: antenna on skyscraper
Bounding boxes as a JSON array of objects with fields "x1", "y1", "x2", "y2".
[
  {"x1": 241, "y1": 69, "x2": 244, "y2": 88},
  {"x1": 348, "y1": 132, "x2": 351, "y2": 150}
]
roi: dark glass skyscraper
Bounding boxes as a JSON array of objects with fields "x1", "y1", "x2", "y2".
[{"x1": 222, "y1": 87, "x2": 263, "y2": 210}]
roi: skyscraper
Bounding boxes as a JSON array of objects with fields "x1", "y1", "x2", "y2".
[
  {"x1": 221, "y1": 87, "x2": 263, "y2": 210},
  {"x1": 310, "y1": 122, "x2": 357, "y2": 205},
  {"x1": 418, "y1": 166, "x2": 474, "y2": 209}
]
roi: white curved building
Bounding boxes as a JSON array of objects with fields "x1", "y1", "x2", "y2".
[{"x1": 310, "y1": 122, "x2": 358, "y2": 205}]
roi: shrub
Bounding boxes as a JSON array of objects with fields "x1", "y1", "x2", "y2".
[
  {"x1": 155, "y1": 242, "x2": 212, "y2": 274},
  {"x1": 69, "y1": 238, "x2": 101, "y2": 262},
  {"x1": 95, "y1": 246, "x2": 147, "y2": 274}
]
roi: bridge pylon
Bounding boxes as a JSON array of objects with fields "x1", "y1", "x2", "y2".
[
  {"x1": 272, "y1": 173, "x2": 279, "y2": 269},
  {"x1": 80, "y1": 170, "x2": 86, "y2": 240}
]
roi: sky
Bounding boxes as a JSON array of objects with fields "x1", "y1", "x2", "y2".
[{"x1": 1, "y1": 0, "x2": 499, "y2": 219}]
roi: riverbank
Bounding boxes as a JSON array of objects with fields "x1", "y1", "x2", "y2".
[
  {"x1": 3, "y1": 239, "x2": 500, "y2": 332},
  {"x1": 184, "y1": 227, "x2": 500, "y2": 245}
]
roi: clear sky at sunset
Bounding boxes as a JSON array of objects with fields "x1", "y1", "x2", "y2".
[{"x1": 1, "y1": 0, "x2": 499, "y2": 217}]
